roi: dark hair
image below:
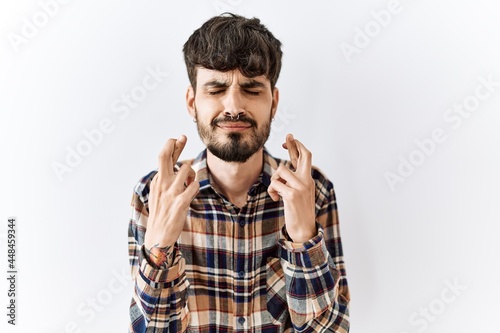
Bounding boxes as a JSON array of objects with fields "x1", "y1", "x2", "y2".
[{"x1": 183, "y1": 13, "x2": 283, "y2": 90}]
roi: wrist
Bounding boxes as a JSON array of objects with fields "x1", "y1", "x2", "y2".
[
  {"x1": 285, "y1": 223, "x2": 317, "y2": 243},
  {"x1": 143, "y1": 243, "x2": 176, "y2": 269},
  {"x1": 144, "y1": 228, "x2": 178, "y2": 250}
]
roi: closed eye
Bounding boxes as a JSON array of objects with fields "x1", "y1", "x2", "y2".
[
  {"x1": 207, "y1": 90, "x2": 225, "y2": 95},
  {"x1": 245, "y1": 90, "x2": 260, "y2": 96}
]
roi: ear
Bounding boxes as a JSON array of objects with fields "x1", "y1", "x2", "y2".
[
  {"x1": 186, "y1": 85, "x2": 196, "y2": 118},
  {"x1": 271, "y1": 87, "x2": 279, "y2": 119}
]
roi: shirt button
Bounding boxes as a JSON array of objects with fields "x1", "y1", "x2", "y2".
[
  {"x1": 239, "y1": 220, "x2": 245, "y2": 227},
  {"x1": 238, "y1": 316, "x2": 245, "y2": 325},
  {"x1": 238, "y1": 271, "x2": 245, "y2": 278}
]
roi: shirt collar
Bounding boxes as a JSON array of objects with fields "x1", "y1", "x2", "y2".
[{"x1": 190, "y1": 148, "x2": 279, "y2": 194}]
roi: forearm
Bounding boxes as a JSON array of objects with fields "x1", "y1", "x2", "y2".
[
  {"x1": 277, "y1": 228, "x2": 350, "y2": 332},
  {"x1": 131, "y1": 245, "x2": 190, "y2": 332},
  {"x1": 282, "y1": 260, "x2": 349, "y2": 332},
  {"x1": 128, "y1": 185, "x2": 190, "y2": 332},
  {"x1": 144, "y1": 243, "x2": 176, "y2": 269}
]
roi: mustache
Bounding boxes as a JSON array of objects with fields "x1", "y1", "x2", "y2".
[{"x1": 211, "y1": 115, "x2": 257, "y2": 127}]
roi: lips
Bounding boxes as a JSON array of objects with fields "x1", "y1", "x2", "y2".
[{"x1": 217, "y1": 122, "x2": 252, "y2": 130}]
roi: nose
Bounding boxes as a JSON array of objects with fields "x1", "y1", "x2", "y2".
[
  {"x1": 223, "y1": 110, "x2": 245, "y2": 120},
  {"x1": 222, "y1": 88, "x2": 246, "y2": 119}
]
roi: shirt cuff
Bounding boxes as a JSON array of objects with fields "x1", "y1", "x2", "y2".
[
  {"x1": 139, "y1": 245, "x2": 185, "y2": 284},
  {"x1": 279, "y1": 223, "x2": 329, "y2": 267}
]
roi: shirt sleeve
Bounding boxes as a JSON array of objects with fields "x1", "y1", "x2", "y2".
[
  {"x1": 268, "y1": 171, "x2": 350, "y2": 332},
  {"x1": 128, "y1": 172, "x2": 190, "y2": 333}
]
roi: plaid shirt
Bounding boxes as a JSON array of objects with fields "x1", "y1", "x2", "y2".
[{"x1": 128, "y1": 149, "x2": 350, "y2": 332}]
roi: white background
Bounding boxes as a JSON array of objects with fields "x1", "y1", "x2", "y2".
[{"x1": 1, "y1": 0, "x2": 499, "y2": 332}]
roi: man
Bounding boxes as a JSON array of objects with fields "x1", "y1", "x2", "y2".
[{"x1": 128, "y1": 13, "x2": 350, "y2": 332}]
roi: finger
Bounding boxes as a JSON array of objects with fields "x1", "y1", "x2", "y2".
[
  {"x1": 158, "y1": 138, "x2": 177, "y2": 178},
  {"x1": 282, "y1": 134, "x2": 299, "y2": 170},
  {"x1": 180, "y1": 180, "x2": 200, "y2": 203},
  {"x1": 268, "y1": 179, "x2": 291, "y2": 201},
  {"x1": 158, "y1": 136, "x2": 187, "y2": 178},
  {"x1": 151, "y1": 172, "x2": 159, "y2": 183},
  {"x1": 267, "y1": 183, "x2": 280, "y2": 202},
  {"x1": 271, "y1": 165, "x2": 301, "y2": 188},
  {"x1": 172, "y1": 164, "x2": 196, "y2": 190},
  {"x1": 185, "y1": 167, "x2": 197, "y2": 186},
  {"x1": 293, "y1": 139, "x2": 312, "y2": 176},
  {"x1": 171, "y1": 135, "x2": 187, "y2": 166}
]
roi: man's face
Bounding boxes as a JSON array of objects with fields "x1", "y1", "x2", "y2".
[{"x1": 187, "y1": 68, "x2": 278, "y2": 163}]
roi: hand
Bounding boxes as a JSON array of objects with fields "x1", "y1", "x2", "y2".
[
  {"x1": 268, "y1": 134, "x2": 316, "y2": 243},
  {"x1": 144, "y1": 135, "x2": 200, "y2": 268}
]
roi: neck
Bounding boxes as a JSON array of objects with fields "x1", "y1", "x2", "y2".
[{"x1": 207, "y1": 148, "x2": 264, "y2": 208}]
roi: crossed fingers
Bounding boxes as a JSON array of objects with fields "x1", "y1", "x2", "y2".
[
  {"x1": 152, "y1": 135, "x2": 196, "y2": 192},
  {"x1": 268, "y1": 134, "x2": 313, "y2": 201}
]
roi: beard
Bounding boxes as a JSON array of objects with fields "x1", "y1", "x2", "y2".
[{"x1": 195, "y1": 110, "x2": 272, "y2": 163}]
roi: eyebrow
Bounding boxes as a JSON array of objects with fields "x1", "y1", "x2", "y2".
[
  {"x1": 239, "y1": 80, "x2": 266, "y2": 89},
  {"x1": 202, "y1": 79, "x2": 267, "y2": 89},
  {"x1": 202, "y1": 80, "x2": 228, "y2": 89}
]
